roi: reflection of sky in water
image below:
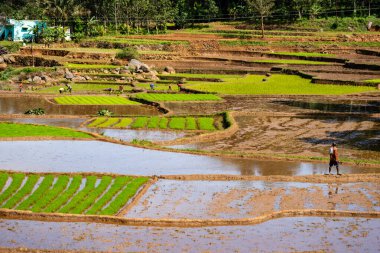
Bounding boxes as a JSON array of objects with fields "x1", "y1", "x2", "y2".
[
  {"x1": 0, "y1": 141, "x2": 371, "y2": 176},
  {"x1": 100, "y1": 129, "x2": 186, "y2": 142}
]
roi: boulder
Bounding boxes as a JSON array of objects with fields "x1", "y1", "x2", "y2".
[
  {"x1": 128, "y1": 59, "x2": 142, "y2": 70},
  {"x1": 0, "y1": 63, "x2": 7, "y2": 71},
  {"x1": 84, "y1": 76, "x2": 92, "y2": 81},
  {"x1": 64, "y1": 71, "x2": 74, "y2": 80},
  {"x1": 119, "y1": 69, "x2": 131, "y2": 75},
  {"x1": 8, "y1": 55, "x2": 16, "y2": 63},
  {"x1": 32, "y1": 76, "x2": 42, "y2": 84},
  {"x1": 164, "y1": 66, "x2": 175, "y2": 74},
  {"x1": 140, "y1": 64, "x2": 150, "y2": 73},
  {"x1": 0, "y1": 56, "x2": 4, "y2": 64}
]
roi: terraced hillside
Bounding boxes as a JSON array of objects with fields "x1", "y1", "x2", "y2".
[{"x1": 0, "y1": 173, "x2": 149, "y2": 215}]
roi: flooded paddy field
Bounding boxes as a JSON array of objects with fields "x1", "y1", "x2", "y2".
[
  {"x1": 0, "y1": 95, "x2": 160, "y2": 116},
  {"x1": 126, "y1": 180, "x2": 380, "y2": 219},
  {"x1": 0, "y1": 217, "x2": 378, "y2": 252},
  {"x1": 0, "y1": 140, "x2": 375, "y2": 176}
]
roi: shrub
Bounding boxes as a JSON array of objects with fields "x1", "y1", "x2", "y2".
[
  {"x1": 97, "y1": 109, "x2": 113, "y2": 116},
  {"x1": 116, "y1": 47, "x2": 139, "y2": 60},
  {"x1": 25, "y1": 108, "x2": 45, "y2": 115}
]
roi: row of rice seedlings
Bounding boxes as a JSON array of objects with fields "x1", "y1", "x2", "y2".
[
  {"x1": 59, "y1": 176, "x2": 97, "y2": 213},
  {"x1": 168, "y1": 117, "x2": 186, "y2": 130},
  {"x1": 159, "y1": 117, "x2": 169, "y2": 129},
  {"x1": 113, "y1": 118, "x2": 133, "y2": 128},
  {"x1": 185, "y1": 117, "x2": 197, "y2": 130},
  {"x1": 198, "y1": 117, "x2": 217, "y2": 130},
  {"x1": 0, "y1": 173, "x2": 9, "y2": 193},
  {"x1": 99, "y1": 177, "x2": 149, "y2": 215},
  {"x1": 31, "y1": 176, "x2": 70, "y2": 212},
  {"x1": 87, "y1": 117, "x2": 108, "y2": 127},
  {"x1": 135, "y1": 93, "x2": 221, "y2": 102},
  {"x1": 0, "y1": 174, "x2": 25, "y2": 206},
  {"x1": 2, "y1": 175, "x2": 39, "y2": 209},
  {"x1": 43, "y1": 176, "x2": 82, "y2": 213},
  {"x1": 17, "y1": 175, "x2": 54, "y2": 210},
  {"x1": 96, "y1": 118, "x2": 120, "y2": 128},
  {"x1": 71, "y1": 176, "x2": 113, "y2": 214},
  {"x1": 86, "y1": 177, "x2": 132, "y2": 215},
  {"x1": 147, "y1": 116, "x2": 160, "y2": 129},
  {"x1": 130, "y1": 117, "x2": 149, "y2": 128}
]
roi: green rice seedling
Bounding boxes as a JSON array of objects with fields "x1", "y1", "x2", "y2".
[
  {"x1": 0, "y1": 173, "x2": 25, "y2": 206},
  {"x1": 87, "y1": 117, "x2": 108, "y2": 127},
  {"x1": 147, "y1": 117, "x2": 160, "y2": 129},
  {"x1": 185, "y1": 117, "x2": 197, "y2": 130},
  {"x1": 0, "y1": 122, "x2": 93, "y2": 138},
  {"x1": 99, "y1": 177, "x2": 149, "y2": 215},
  {"x1": 31, "y1": 175, "x2": 70, "y2": 212},
  {"x1": 2, "y1": 175, "x2": 39, "y2": 209},
  {"x1": 269, "y1": 52, "x2": 336, "y2": 57},
  {"x1": 86, "y1": 177, "x2": 132, "y2": 215},
  {"x1": 54, "y1": 96, "x2": 140, "y2": 105},
  {"x1": 58, "y1": 176, "x2": 97, "y2": 213},
  {"x1": 135, "y1": 94, "x2": 221, "y2": 102},
  {"x1": 96, "y1": 118, "x2": 120, "y2": 128},
  {"x1": 159, "y1": 118, "x2": 168, "y2": 129},
  {"x1": 130, "y1": 117, "x2": 149, "y2": 129},
  {"x1": 168, "y1": 117, "x2": 186, "y2": 130},
  {"x1": 113, "y1": 118, "x2": 133, "y2": 128},
  {"x1": 198, "y1": 117, "x2": 216, "y2": 131},
  {"x1": 0, "y1": 173, "x2": 8, "y2": 193},
  {"x1": 17, "y1": 175, "x2": 54, "y2": 210},
  {"x1": 71, "y1": 176, "x2": 113, "y2": 214},
  {"x1": 43, "y1": 176, "x2": 82, "y2": 213}
]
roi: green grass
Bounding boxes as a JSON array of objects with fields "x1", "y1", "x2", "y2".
[
  {"x1": 113, "y1": 118, "x2": 133, "y2": 128},
  {"x1": 96, "y1": 118, "x2": 120, "y2": 128},
  {"x1": 43, "y1": 176, "x2": 82, "y2": 213},
  {"x1": 2, "y1": 175, "x2": 39, "y2": 209},
  {"x1": 99, "y1": 177, "x2": 149, "y2": 215},
  {"x1": 251, "y1": 59, "x2": 331, "y2": 65},
  {"x1": 17, "y1": 175, "x2": 54, "y2": 210},
  {"x1": 168, "y1": 117, "x2": 186, "y2": 130},
  {"x1": 269, "y1": 52, "x2": 336, "y2": 57},
  {"x1": 84, "y1": 37, "x2": 188, "y2": 46},
  {"x1": 36, "y1": 84, "x2": 132, "y2": 94},
  {"x1": 130, "y1": 117, "x2": 149, "y2": 128},
  {"x1": 0, "y1": 122, "x2": 93, "y2": 139},
  {"x1": 198, "y1": 117, "x2": 216, "y2": 131},
  {"x1": 65, "y1": 63, "x2": 120, "y2": 69},
  {"x1": 135, "y1": 83, "x2": 180, "y2": 91},
  {"x1": 0, "y1": 172, "x2": 148, "y2": 215},
  {"x1": 86, "y1": 177, "x2": 132, "y2": 215},
  {"x1": 135, "y1": 93, "x2": 221, "y2": 102},
  {"x1": 54, "y1": 96, "x2": 141, "y2": 105},
  {"x1": 185, "y1": 117, "x2": 197, "y2": 130},
  {"x1": 159, "y1": 73, "x2": 241, "y2": 80},
  {"x1": 364, "y1": 79, "x2": 380, "y2": 83},
  {"x1": 0, "y1": 174, "x2": 26, "y2": 206},
  {"x1": 147, "y1": 116, "x2": 160, "y2": 129},
  {"x1": 159, "y1": 117, "x2": 169, "y2": 129},
  {"x1": 188, "y1": 74, "x2": 376, "y2": 95}
]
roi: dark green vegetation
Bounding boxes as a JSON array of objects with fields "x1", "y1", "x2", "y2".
[
  {"x1": 87, "y1": 116, "x2": 222, "y2": 131},
  {"x1": 0, "y1": 122, "x2": 93, "y2": 139},
  {"x1": 135, "y1": 94, "x2": 222, "y2": 102},
  {"x1": 54, "y1": 96, "x2": 141, "y2": 105},
  {"x1": 0, "y1": 172, "x2": 149, "y2": 215}
]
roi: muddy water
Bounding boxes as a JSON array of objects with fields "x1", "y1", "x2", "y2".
[
  {"x1": 0, "y1": 141, "x2": 375, "y2": 176},
  {"x1": 127, "y1": 180, "x2": 380, "y2": 219},
  {"x1": 0, "y1": 117, "x2": 85, "y2": 128},
  {"x1": 0, "y1": 217, "x2": 378, "y2": 252},
  {"x1": 0, "y1": 96, "x2": 160, "y2": 116}
]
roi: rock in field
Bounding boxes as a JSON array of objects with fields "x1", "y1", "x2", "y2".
[{"x1": 164, "y1": 66, "x2": 176, "y2": 74}]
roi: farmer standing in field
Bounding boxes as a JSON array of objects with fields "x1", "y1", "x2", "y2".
[{"x1": 328, "y1": 142, "x2": 341, "y2": 175}]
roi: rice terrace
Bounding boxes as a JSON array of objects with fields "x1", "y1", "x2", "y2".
[{"x1": 0, "y1": 0, "x2": 380, "y2": 252}]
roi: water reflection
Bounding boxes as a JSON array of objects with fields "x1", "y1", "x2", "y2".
[{"x1": 0, "y1": 141, "x2": 375, "y2": 176}]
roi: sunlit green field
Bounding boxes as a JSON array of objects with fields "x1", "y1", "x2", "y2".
[
  {"x1": 55, "y1": 96, "x2": 141, "y2": 105},
  {"x1": 187, "y1": 74, "x2": 376, "y2": 95}
]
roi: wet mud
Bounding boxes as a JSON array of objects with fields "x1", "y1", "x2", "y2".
[
  {"x1": 0, "y1": 217, "x2": 378, "y2": 252},
  {"x1": 126, "y1": 180, "x2": 380, "y2": 219}
]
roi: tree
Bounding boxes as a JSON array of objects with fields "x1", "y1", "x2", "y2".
[{"x1": 246, "y1": 0, "x2": 274, "y2": 38}]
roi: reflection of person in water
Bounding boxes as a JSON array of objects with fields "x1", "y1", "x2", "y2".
[{"x1": 328, "y1": 142, "x2": 341, "y2": 175}]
